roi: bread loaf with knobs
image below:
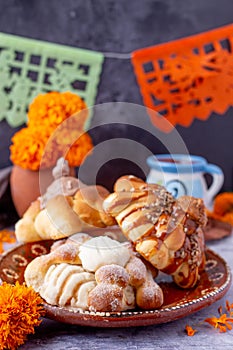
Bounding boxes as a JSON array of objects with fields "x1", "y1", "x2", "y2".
[{"x1": 24, "y1": 233, "x2": 164, "y2": 312}]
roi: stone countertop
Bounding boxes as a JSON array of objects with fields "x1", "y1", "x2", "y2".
[{"x1": 18, "y1": 233, "x2": 233, "y2": 350}]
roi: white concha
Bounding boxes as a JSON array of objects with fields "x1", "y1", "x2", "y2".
[{"x1": 26, "y1": 262, "x2": 96, "y2": 309}]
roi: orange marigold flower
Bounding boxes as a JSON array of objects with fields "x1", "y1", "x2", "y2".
[
  {"x1": 10, "y1": 127, "x2": 51, "y2": 170},
  {"x1": 185, "y1": 325, "x2": 197, "y2": 336},
  {"x1": 213, "y1": 192, "x2": 233, "y2": 216},
  {"x1": 39, "y1": 128, "x2": 93, "y2": 169},
  {"x1": 204, "y1": 314, "x2": 233, "y2": 333},
  {"x1": 0, "y1": 282, "x2": 45, "y2": 350},
  {"x1": 10, "y1": 91, "x2": 93, "y2": 170},
  {"x1": 27, "y1": 91, "x2": 88, "y2": 130},
  {"x1": 207, "y1": 192, "x2": 233, "y2": 226},
  {"x1": 65, "y1": 133, "x2": 93, "y2": 167}
]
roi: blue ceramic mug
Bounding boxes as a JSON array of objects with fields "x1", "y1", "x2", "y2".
[{"x1": 146, "y1": 154, "x2": 224, "y2": 208}]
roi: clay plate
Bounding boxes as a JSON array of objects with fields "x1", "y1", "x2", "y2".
[{"x1": 0, "y1": 240, "x2": 231, "y2": 328}]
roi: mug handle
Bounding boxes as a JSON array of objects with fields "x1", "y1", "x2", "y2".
[{"x1": 204, "y1": 164, "x2": 224, "y2": 206}]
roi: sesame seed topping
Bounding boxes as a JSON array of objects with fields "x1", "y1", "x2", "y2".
[{"x1": 155, "y1": 231, "x2": 162, "y2": 238}]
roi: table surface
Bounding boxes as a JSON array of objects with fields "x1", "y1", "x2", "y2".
[{"x1": 0, "y1": 231, "x2": 231, "y2": 350}]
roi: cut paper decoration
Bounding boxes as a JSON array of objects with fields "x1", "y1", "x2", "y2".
[
  {"x1": 132, "y1": 24, "x2": 233, "y2": 132},
  {"x1": 0, "y1": 32, "x2": 104, "y2": 128}
]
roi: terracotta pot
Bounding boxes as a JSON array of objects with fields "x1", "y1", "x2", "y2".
[
  {"x1": 10, "y1": 165, "x2": 55, "y2": 217},
  {"x1": 10, "y1": 165, "x2": 77, "y2": 217}
]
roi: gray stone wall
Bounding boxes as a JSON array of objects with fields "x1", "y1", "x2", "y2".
[{"x1": 0, "y1": 0, "x2": 232, "y2": 191}]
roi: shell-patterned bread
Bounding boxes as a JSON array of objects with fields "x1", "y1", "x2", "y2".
[
  {"x1": 24, "y1": 234, "x2": 164, "y2": 312},
  {"x1": 103, "y1": 175, "x2": 207, "y2": 289},
  {"x1": 15, "y1": 185, "x2": 116, "y2": 243}
]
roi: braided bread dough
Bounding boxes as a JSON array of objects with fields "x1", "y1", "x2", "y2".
[
  {"x1": 103, "y1": 175, "x2": 207, "y2": 289},
  {"x1": 24, "y1": 233, "x2": 164, "y2": 312}
]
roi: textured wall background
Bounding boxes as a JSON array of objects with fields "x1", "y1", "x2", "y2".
[{"x1": 0, "y1": 0, "x2": 232, "y2": 191}]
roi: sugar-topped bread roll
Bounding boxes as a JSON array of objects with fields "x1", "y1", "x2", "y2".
[
  {"x1": 24, "y1": 233, "x2": 164, "y2": 312},
  {"x1": 103, "y1": 175, "x2": 207, "y2": 289}
]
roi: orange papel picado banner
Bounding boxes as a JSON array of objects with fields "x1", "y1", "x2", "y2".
[{"x1": 131, "y1": 24, "x2": 233, "y2": 132}]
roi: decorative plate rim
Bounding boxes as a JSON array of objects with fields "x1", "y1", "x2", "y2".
[
  {"x1": 0, "y1": 243, "x2": 232, "y2": 328},
  {"x1": 42, "y1": 248, "x2": 232, "y2": 327}
]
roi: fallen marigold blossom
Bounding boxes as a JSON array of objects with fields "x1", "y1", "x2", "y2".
[
  {"x1": 204, "y1": 313, "x2": 233, "y2": 333},
  {"x1": 185, "y1": 325, "x2": 197, "y2": 336},
  {"x1": 185, "y1": 299, "x2": 233, "y2": 335},
  {"x1": 0, "y1": 230, "x2": 16, "y2": 254},
  {"x1": 213, "y1": 192, "x2": 233, "y2": 217},
  {"x1": 0, "y1": 281, "x2": 45, "y2": 350},
  {"x1": 207, "y1": 192, "x2": 233, "y2": 226}
]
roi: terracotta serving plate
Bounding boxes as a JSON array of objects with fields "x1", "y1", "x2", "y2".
[{"x1": 0, "y1": 240, "x2": 231, "y2": 328}]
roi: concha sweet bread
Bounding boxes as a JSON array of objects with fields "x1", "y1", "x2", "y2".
[
  {"x1": 103, "y1": 175, "x2": 207, "y2": 289},
  {"x1": 24, "y1": 233, "x2": 164, "y2": 312},
  {"x1": 38, "y1": 263, "x2": 96, "y2": 308}
]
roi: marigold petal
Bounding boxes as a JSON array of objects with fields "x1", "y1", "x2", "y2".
[
  {"x1": 185, "y1": 325, "x2": 197, "y2": 336},
  {"x1": 204, "y1": 317, "x2": 217, "y2": 327},
  {"x1": 218, "y1": 306, "x2": 223, "y2": 315}
]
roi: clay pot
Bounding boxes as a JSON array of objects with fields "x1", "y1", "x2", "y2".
[{"x1": 10, "y1": 165, "x2": 55, "y2": 217}]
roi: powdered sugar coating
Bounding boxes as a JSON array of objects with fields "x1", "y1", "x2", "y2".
[
  {"x1": 88, "y1": 283, "x2": 123, "y2": 312},
  {"x1": 95, "y1": 264, "x2": 130, "y2": 287},
  {"x1": 136, "y1": 280, "x2": 164, "y2": 310},
  {"x1": 125, "y1": 256, "x2": 147, "y2": 287}
]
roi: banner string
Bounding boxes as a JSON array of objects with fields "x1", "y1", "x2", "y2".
[{"x1": 102, "y1": 51, "x2": 131, "y2": 59}]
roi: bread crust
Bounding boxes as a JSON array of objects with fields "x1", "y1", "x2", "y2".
[
  {"x1": 24, "y1": 233, "x2": 164, "y2": 312},
  {"x1": 103, "y1": 175, "x2": 207, "y2": 289},
  {"x1": 15, "y1": 185, "x2": 116, "y2": 242}
]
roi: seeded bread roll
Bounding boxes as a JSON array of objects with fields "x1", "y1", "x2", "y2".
[{"x1": 103, "y1": 175, "x2": 207, "y2": 289}]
